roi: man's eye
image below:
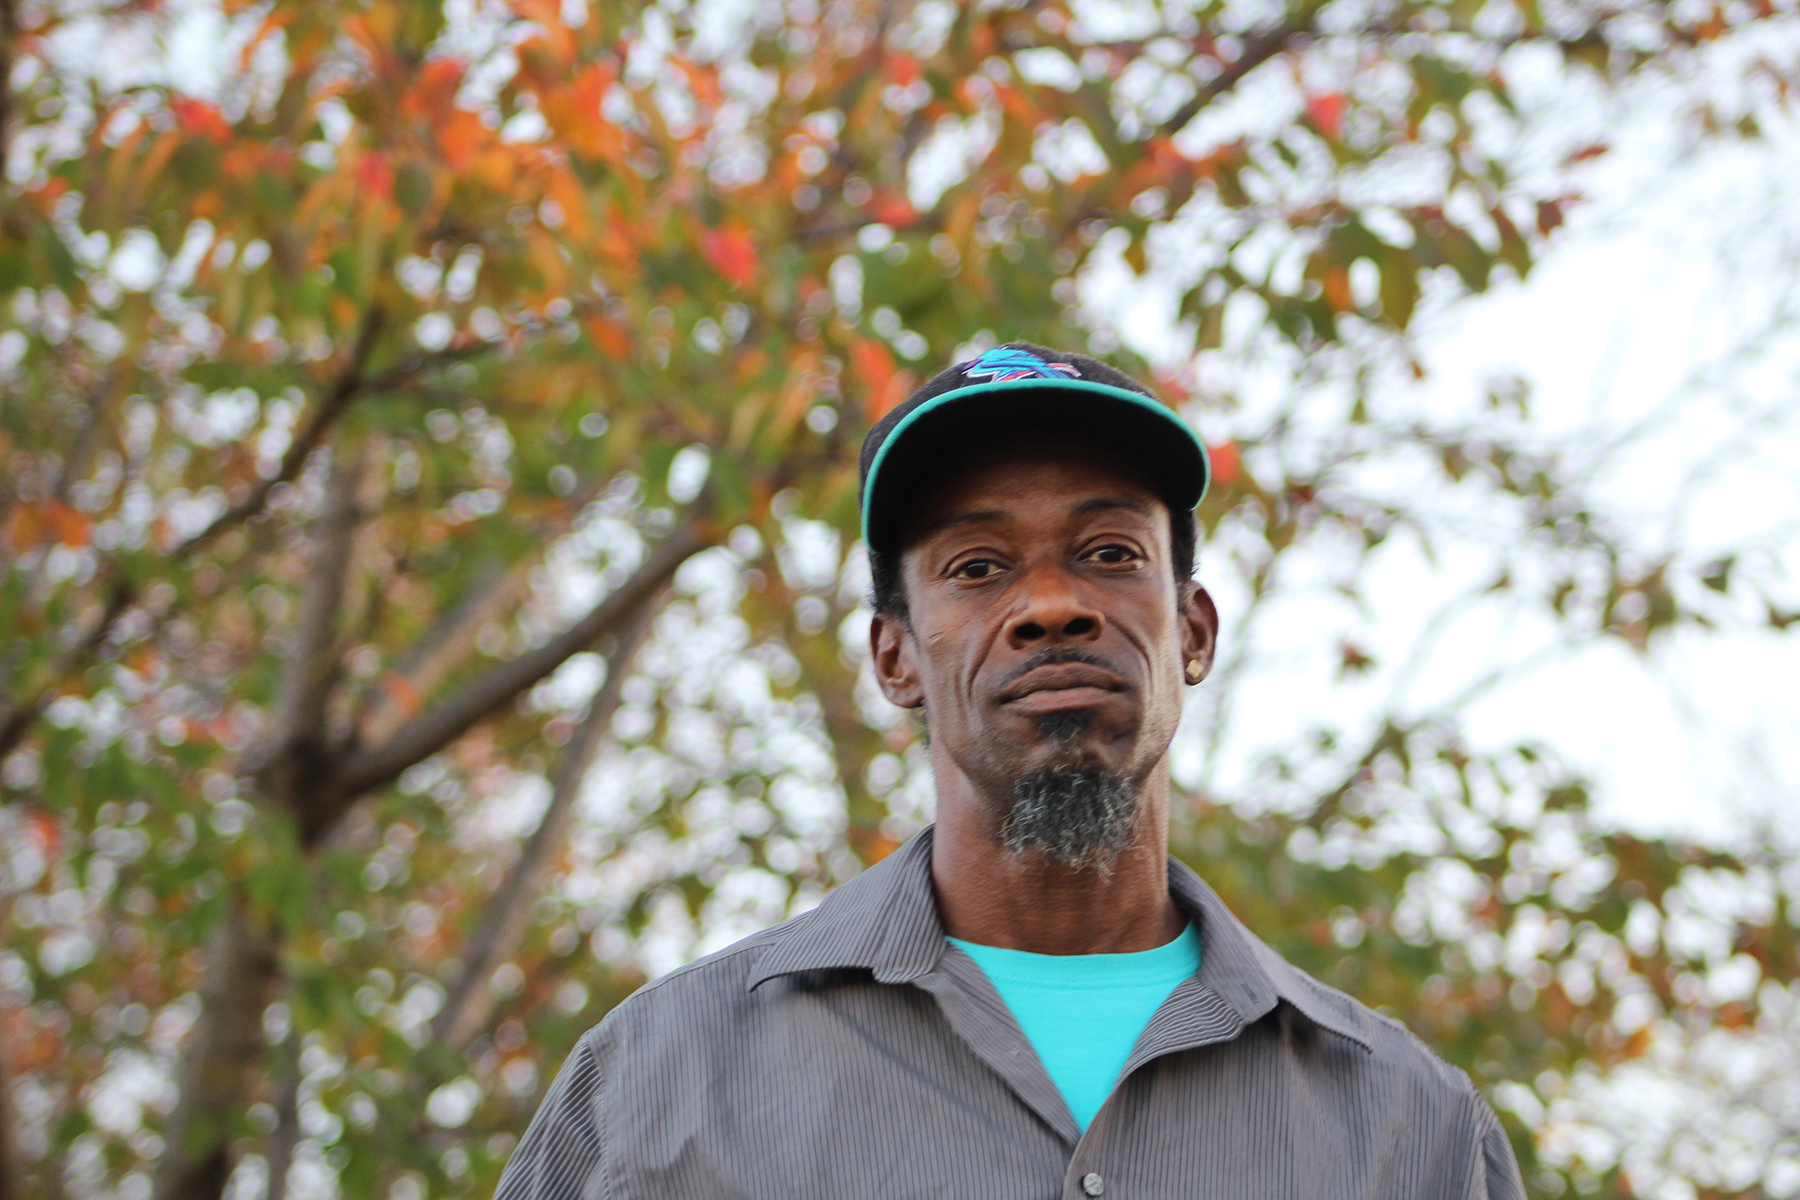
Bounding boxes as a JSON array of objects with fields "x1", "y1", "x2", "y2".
[
  {"x1": 954, "y1": 559, "x2": 1001, "y2": 579},
  {"x1": 1090, "y1": 545, "x2": 1138, "y2": 564}
]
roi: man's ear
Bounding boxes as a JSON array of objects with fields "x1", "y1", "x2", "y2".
[
  {"x1": 1180, "y1": 582, "x2": 1220, "y2": 685},
  {"x1": 869, "y1": 609, "x2": 925, "y2": 709}
]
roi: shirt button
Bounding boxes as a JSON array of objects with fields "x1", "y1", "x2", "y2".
[{"x1": 1081, "y1": 1173, "x2": 1104, "y2": 1197}]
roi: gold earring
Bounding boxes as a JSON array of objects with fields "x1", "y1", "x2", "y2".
[{"x1": 1185, "y1": 660, "x2": 1203, "y2": 683}]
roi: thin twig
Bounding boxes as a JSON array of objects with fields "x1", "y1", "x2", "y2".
[
  {"x1": 1159, "y1": 9, "x2": 1324, "y2": 140},
  {"x1": 432, "y1": 594, "x2": 662, "y2": 1049},
  {"x1": 172, "y1": 308, "x2": 387, "y2": 561}
]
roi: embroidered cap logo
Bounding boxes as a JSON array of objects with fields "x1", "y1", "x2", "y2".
[{"x1": 959, "y1": 347, "x2": 1084, "y2": 384}]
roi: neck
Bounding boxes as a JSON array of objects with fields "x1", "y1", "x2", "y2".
[{"x1": 929, "y1": 759, "x2": 1183, "y2": 956}]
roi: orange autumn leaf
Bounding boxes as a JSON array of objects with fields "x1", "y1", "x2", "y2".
[
  {"x1": 437, "y1": 109, "x2": 485, "y2": 172},
  {"x1": 1321, "y1": 265, "x2": 1353, "y2": 312},
  {"x1": 850, "y1": 338, "x2": 914, "y2": 423},
  {"x1": 542, "y1": 63, "x2": 619, "y2": 162},
  {"x1": 990, "y1": 82, "x2": 1041, "y2": 127},
  {"x1": 45, "y1": 500, "x2": 91, "y2": 547},
  {"x1": 3, "y1": 500, "x2": 87, "y2": 554},
  {"x1": 598, "y1": 210, "x2": 638, "y2": 266},
  {"x1": 674, "y1": 60, "x2": 722, "y2": 109},
  {"x1": 585, "y1": 316, "x2": 632, "y2": 358},
  {"x1": 546, "y1": 166, "x2": 592, "y2": 239},
  {"x1": 406, "y1": 58, "x2": 466, "y2": 121},
  {"x1": 6, "y1": 503, "x2": 44, "y2": 552}
]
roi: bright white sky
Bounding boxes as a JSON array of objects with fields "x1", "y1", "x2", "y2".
[
  {"x1": 1412, "y1": 133, "x2": 1800, "y2": 843},
  {"x1": 1108, "y1": 64, "x2": 1800, "y2": 846}
]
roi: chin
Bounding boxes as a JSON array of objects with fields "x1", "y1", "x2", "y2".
[{"x1": 1023, "y1": 739, "x2": 1122, "y2": 781}]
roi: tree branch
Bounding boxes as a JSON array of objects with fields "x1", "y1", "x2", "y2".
[
  {"x1": 0, "y1": 576, "x2": 131, "y2": 762},
  {"x1": 258, "y1": 438, "x2": 372, "y2": 822},
  {"x1": 431, "y1": 594, "x2": 661, "y2": 1049},
  {"x1": 0, "y1": 0, "x2": 18, "y2": 179},
  {"x1": 315, "y1": 518, "x2": 711, "y2": 842},
  {"x1": 356, "y1": 560, "x2": 527, "y2": 748},
  {"x1": 1159, "y1": 9, "x2": 1323, "y2": 139},
  {"x1": 354, "y1": 475, "x2": 604, "y2": 749},
  {"x1": 0, "y1": 311, "x2": 393, "y2": 763},
  {"x1": 0, "y1": 898, "x2": 18, "y2": 1200},
  {"x1": 173, "y1": 307, "x2": 387, "y2": 561}
]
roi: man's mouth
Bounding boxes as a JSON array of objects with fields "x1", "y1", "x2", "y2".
[{"x1": 998, "y1": 662, "x2": 1125, "y2": 715}]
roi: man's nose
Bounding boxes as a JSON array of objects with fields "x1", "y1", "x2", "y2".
[{"x1": 1006, "y1": 563, "x2": 1104, "y2": 649}]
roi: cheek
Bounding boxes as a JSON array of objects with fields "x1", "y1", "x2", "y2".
[{"x1": 1130, "y1": 607, "x2": 1186, "y2": 687}]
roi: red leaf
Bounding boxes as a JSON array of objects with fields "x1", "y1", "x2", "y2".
[
  {"x1": 357, "y1": 151, "x2": 394, "y2": 198},
  {"x1": 1208, "y1": 441, "x2": 1242, "y2": 488},
  {"x1": 172, "y1": 96, "x2": 232, "y2": 144},
  {"x1": 870, "y1": 193, "x2": 918, "y2": 227},
  {"x1": 1536, "y1": 198, "x2": 1568, "y2": 236},
  {"x1": 379, "y1": 671, "x2": 424, "y2": 718},
  {"x1": 29, "y1": 810, "x2": 60, "y2": 858},
  {"x1": 1306, "y1": 93, "x2": 1346, "y2": 138},
  {"x1": 887, "y1": 53, "x2": 920, "y2": 87},
  {"x1": 702, "y1": 228, "x2": 758, "y2": 289}
]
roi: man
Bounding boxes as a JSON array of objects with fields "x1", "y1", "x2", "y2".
[{"x1": 496, "y1": 344, "x2": 1525, "y2": 1199}]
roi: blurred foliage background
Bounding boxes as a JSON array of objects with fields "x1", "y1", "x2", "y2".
[{"x1": 2, "y1": 1, "x2": 1798, "y2": 1199}]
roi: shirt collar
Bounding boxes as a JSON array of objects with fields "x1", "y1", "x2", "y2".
[{"x1": 745, "y1": 826, "x2": 1371, "y2": 1052}]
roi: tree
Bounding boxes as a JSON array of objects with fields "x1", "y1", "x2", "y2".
[{"x1": 1, "y1": 1, "x2": 1796, "y2": 1198}]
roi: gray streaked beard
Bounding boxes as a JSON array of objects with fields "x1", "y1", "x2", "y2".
[{"x1": 1000, "y1": 765, "x2": 1139, "y2": 871}]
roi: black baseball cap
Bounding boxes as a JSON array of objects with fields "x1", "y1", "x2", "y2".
[{"x1": 858, "y1": 343, "x2": 1210, "y2": 554}]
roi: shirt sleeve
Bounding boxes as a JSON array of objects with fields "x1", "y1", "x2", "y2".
[
  {"x1": 1469, "y1": 1087, "x2": 1527, "y2": 1200},
  {"x1": 495, "y1": 1030, "x2": 608, "y2": 1200}
]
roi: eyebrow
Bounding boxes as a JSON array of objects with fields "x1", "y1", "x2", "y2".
[
  {"x1": 919, "y1": 495, "x2": 1153, "y2": 538},
  {"x1": 919, "y1": 509, "x2": 1008, "y2": 536},
  {"x1": 1073, "y1": 495, "x2": 1153, "y2": 517}
]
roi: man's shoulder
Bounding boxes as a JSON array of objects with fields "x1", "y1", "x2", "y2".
[
  {"x1": 592, "y1": 905, "x2": 824, "y2": 1034},
  {"x1": 1269, "y1": 952, "x2": 1484, "y2": 1102},
  {"x1": 1183, "y1": 861, "x2": 1484, "y2": 1107}
]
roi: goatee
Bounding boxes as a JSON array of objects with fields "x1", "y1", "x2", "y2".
[{"x1": 1000, "y1": 763, "x2": 1139, "y2": 871}]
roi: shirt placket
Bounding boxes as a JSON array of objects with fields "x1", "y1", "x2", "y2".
[
  {"x1": 908, "y1": 952, "x2": 1083, "y2": 1147},
  {"x1": 1059, "y1": 979, "x2": 1256, "y2": 1200}
]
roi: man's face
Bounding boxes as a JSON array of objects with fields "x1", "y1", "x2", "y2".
[{"x1": 869, "y1": 441, "x2": 1216, "y2": 840}]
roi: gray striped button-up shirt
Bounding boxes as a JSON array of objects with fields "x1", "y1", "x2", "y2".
[{"x1": 496, "y1": 828, "x2": 1524, "y2": 1200}]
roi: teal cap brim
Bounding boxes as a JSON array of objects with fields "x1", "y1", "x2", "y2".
[{"x1": 860, "y1": 377, "x2": 1210, "y2": 553}]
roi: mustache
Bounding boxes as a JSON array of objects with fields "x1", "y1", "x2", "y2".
[{"x1": 995, "y1": 646, "x2": 1125, "y2": 691}]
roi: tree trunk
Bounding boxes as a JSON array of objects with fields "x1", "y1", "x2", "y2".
[
  {"x1": 146, "y1": 490, "x2": 706, "y2": 1200},
  {"x1": 0, "y1": 1004, "x2": 17, "y2": 1200},
  {"x1": 150, "y1": 903, "x2": 281, "y2": 1200},
  {"x1": 262, "y1": 1028, "x2": 301, "y2": 1200}
]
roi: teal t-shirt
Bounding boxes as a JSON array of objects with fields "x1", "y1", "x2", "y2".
[{"x1": 947, "y1": 924, "x2": 1202, "y2": 1131}]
